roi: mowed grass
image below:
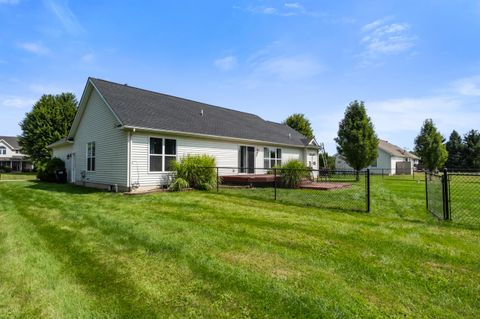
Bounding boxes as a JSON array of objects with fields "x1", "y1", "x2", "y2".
[
  {"x1": 0, "y1": 179, "x2": 479, "y2": 318},
  {"x1": 0, "y1": 172, "x2": 37, "y2": 181}
]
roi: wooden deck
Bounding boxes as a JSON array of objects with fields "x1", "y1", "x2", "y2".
[{"x1": 221, "y1": 174, "x2": 352, "y2": 190}]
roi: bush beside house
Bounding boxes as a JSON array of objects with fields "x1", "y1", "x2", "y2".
[
  {"x1": 172, "y1": 155, "x2": 218, "y2": 191},
  {"x1": 37, "y1": 158, "x2": 67, "y2": 183}
]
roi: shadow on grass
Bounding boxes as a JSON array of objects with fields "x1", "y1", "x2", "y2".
[
  {"x1": 18, "y1": 206, "x2": 167, "y2": 317},
  {"x1": 26, "y1": 181, "x2": 105, "y2": 195}
]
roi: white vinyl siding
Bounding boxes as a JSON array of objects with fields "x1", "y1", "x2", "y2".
[
  {"x1": 130, "y1": 132, "x2": 305, "y2": 187},
  {"x1": 71, "y1": 89, "x2": 128, "y2": 186},
  {"x1": 0, "y1": 141, "x2": 14, "y2": 158}
]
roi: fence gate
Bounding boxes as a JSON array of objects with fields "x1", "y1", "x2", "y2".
[{"x1": 425, "y1": 169, "x2": 450, "y2": 220}]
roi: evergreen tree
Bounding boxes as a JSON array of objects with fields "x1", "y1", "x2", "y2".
[
  {"x1": 463, "y1": 129, "x2": 480, "y2": 168},
  {"x1": 445, "y1": 130, "x2": 464, "y2": 168},
  {"x1": 283, "y1": 113, "x2": 314, "y2": 139},
  {"x1": 414, "y1": 119, "x2": 448, "y2": 171},
  {"x1": 335, "y1": 100, "x2": 378, "y2": 172},
  {"x1": 19, "y1": 93, "x2": 78, "y2": 165}
]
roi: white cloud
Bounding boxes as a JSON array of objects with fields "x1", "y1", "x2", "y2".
[
  {"x1": 0, "y1": 96, "x2": 35, "y2": 108},
  {"x1": 43, "y1": 0, "x2": 84, "y2": 34},
  {"x1": 244, "y1": 2, "x2": 313, "y2": 17},
  {"x1": 17, "y1": 42, "x2": 49, "y2": 55},
  {"x1": 359, "y1": 17, "x2": 416, "y2": 66},
  {"x1": 0, "y1": 0, "x2": 19, "y2": 4},
  {"x1": 214, "y1": 56, "x2": 238, "y2": 71},
  {"x1": 451, "y1": 75, "x2": 480, "y2": 96},
  {"x1": 254, "y1": 55, "x2": 323, "y2": 81},
  {"x1": 284, "y1": 2, "x2": 303, "y2": 10}
]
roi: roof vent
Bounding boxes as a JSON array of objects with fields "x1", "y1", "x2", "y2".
[
  {"x1": 200, "y1": 109, "x2": 204, "y2": 116},
  {"x1": 288, "y1": 133, "x2": 291, "y2": 139},
  {"x1": 124, "y1": 83, "x2": 128, "y2": 86}
]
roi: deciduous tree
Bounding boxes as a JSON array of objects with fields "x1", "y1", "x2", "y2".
[
  {"x1": 335, "y1": 100, "x2": 378, "y2": 172},
  {"x1": 283, "y1": 113, "x2": 314, "y2": 139},
  {"x1": 19, "y1": 93, "x2": 77, "y2": 165}
]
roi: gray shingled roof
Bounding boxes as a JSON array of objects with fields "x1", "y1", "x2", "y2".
[
  {"x1": 379, "y1": 140, "x2": 420, "y2": 159},
  {"x1": 0, "y1": 136, "x2": 20, "y2": 149},
  {"x1": 90, "y1": 78, "x2": 313, "y2": 147}
]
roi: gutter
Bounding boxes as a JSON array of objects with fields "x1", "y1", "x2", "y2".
[{"x1": 121, "y1": 125, "x2": 318, "y2": 149}]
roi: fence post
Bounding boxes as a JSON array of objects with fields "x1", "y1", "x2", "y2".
[
  {"x1": 366, "y1": 169, "x2": 371, "y2": 213},
  {"x1": 443, "y1": 168, "x2": 450, "y2": 220},
  {"x1": 216, "y1": 167, "x2": 219, "y2": 192},
  {"x1": 274, "y1": 168, "x2": 277, "y2": 201},
  {"x1": 425, "y1": 171, "x2": 429, "y2": 211}
]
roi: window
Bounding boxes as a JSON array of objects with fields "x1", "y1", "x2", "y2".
[
  {"x1": 264, "y1": 147, "x2": 282, "y2": 169},
  {"x1": 0, "y1": 146, "x2": 5, "y2": 155},
  {"x1": 370, "y1": 158, "x2": 377, "y2": 167},
  {"x1": 149, "y1": 137, "x2": 176, "y2": 172},
  {"x1": 87, "y1": 142, "x2": 96, "y2": 171}
]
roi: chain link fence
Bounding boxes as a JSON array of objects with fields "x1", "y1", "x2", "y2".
[
  {"x1": 425, "y1": 169, "x2": 480, "y2": 227},
  {"x1": 425, "y1": 171, "x2": 448, "y2": 220},
  {"x1": 448, "y1": 172, "x2": 480, "y2": 226},
  {"x1": 368, "y1": 168, "x2": 425, "y2": 181},
  {"x1": 211, "y1": 167, "x2": 370, "y2": 212}
]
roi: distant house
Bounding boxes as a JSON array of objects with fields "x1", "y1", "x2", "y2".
[
  {"x1": 0, "y1": 136, "x2": 33, "y2": 172},
  {"x1": 49, "y1": 78, "x2": 320, "y2": 191},
  {"x1": 335, "y1": 139, "x2": 420, "y2": 175}
]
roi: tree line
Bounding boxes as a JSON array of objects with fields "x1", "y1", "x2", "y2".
[{"x1": 17, "y1": 92, "x2": 479, "y2": 173}]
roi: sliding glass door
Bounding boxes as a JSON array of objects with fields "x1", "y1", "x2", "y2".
[{"x1": 239, "y1": 146, "x2": 255, "y2": 173}]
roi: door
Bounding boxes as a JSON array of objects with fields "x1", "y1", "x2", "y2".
[{"x1": 239, "y1": 146, "x2": 255, "y2": 173}]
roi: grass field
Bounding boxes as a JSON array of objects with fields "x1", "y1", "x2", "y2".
[
  {"x1": 0, "y1": 172, "x2": 36, "y2": 181},
  {"x1": 1, "y1": 179, "x2": 479, "y2": 318}
]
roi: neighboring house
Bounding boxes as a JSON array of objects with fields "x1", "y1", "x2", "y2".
[
  {"x1": 49, "y1": 78, "x2": 320, "y2": 191},
  {"x1": 0, "y1": 136, "x2": 34, "y2": 172},
  {"x1": 335, "y1": 139, "x2": 420, "y2": 175}
]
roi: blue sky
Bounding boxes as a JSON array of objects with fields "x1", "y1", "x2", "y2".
[{"x1": 1, "y1": 0, "x2": 480, "y2": 153}]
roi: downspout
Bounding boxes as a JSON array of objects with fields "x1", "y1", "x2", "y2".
[{"x1": 127, "y1": 130, "x2": 131, "y2": 191}]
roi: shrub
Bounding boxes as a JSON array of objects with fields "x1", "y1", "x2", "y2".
[
  {"x1": 279, "y1": 160, "x2": 310, "y2": 188},
  {"x1": 173, "y1": 155, "x2": 218, "y2": 190},
  {"x1": 0, "y1": 166, "x2": 12, "y2": 173},
  {"x1": 37, "y1": 157, "x2": 66, "y2": 183},
  {"x1": 168, "y1": 177, "x2": 189, "y2": 192}
]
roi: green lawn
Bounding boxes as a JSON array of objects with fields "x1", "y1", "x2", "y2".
[
  {"x1": 0, "y1": 179, "x2": 479, "y2": 318},
  {"x1": 0, "y1": 172, "x2": 37, "y2": 181}
]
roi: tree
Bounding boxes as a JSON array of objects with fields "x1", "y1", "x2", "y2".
[
  {"x1": 283, "y1": 113, "x2": 314, "y2": 139},
  {"x1": 463, "y1": 129, "x2": 480, "y2": 168},
  {"x1": 335, "y1": 100, "x2": 378, "y2": 172},
  {"x1": 19, "y1": 93, "x2": 77, "y2": 165},
  {"x1": 414, "y1": 119, "x2": 448, "y2": 171},
  {"x1": 445, "y1": 130, "x2": 464, "y2": 168}
]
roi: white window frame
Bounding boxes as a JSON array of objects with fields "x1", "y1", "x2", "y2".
[
  {"x1": 148, "y1": 137, "x2": 177, "y2": 173},
  {"x1": 86, "y1": 142, "x2": 96, "y2": 172},
  {"x1": 264, "y1": 147, "x2": 282, "y2": 169},
  {"x1": 0, "y1": 146, "x2": 6, "y2": 155}
]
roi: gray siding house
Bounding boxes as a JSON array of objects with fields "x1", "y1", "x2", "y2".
[
  {"x1": 335, "y1": 139, "x2": 420, "y2": 175},
  {"x1": 50, "y1": 78, "x2": 319, "y2": 191}
]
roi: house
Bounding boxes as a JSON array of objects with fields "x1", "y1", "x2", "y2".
[
  {"x1": 335, "y1": 139, "x2": 420, "y2": 175},
  {"x1": 49, "y1": 78, "x2": 320, "y2": 191},
  {"x1": 0, "y1": 136, "x2": 33, "y2": 172}
]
